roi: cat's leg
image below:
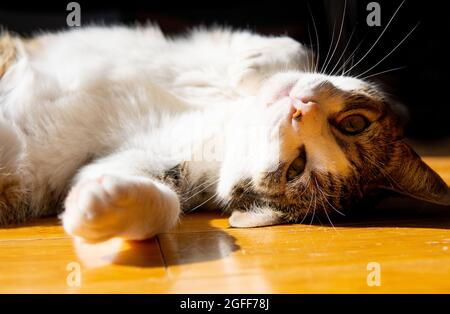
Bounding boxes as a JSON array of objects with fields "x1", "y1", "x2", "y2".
[
  {"x1": 226, "y1": 31, "x2": 312, "y2": 94},
  {"x1": 61, "y1": 150, "x2": 180, "y2": 243},
  {"x1": 182, "y1": 29, "x2": 312, "y2": 97},
  {"x1": 169, "y1": 29, "x2": 311, "y2": 105}
]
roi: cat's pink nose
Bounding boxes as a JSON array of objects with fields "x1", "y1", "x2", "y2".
[{"x1": 290, "y1": 97, "x2": 318, "y2": 121}]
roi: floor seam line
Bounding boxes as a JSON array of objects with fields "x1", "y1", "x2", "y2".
[{"x1": 156, "y1": 234, "x2": 172, "y2": 280}]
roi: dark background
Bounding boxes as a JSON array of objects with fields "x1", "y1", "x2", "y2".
[{"x1": 1, "y1": 0, "x2": 449, "y2": 139}]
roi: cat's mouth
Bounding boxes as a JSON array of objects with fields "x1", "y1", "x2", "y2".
[
  {"x1": 229, "y1": 150, "x2": 307, "y2": 209},
  {"x1": 286, "y1": 146, "x2": 307, "y2": 182}
]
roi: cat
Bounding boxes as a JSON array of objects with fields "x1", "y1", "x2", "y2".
[{"x1": 0, "y1": 24, "x2": 449, "y2": 243}]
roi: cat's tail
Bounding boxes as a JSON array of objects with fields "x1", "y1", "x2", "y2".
[{"x1": 0, "y1": 117, "x2": 28, "y2": 225}]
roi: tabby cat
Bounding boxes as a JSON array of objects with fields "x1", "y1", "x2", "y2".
[{"x1": 0, "y1": 25, "x2": 448, "y2": 242}]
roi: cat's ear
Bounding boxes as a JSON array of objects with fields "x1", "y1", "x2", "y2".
[
  {"x1": 379, "y1": 142, "x2": 450, "y2": 206},
  {"x1": 229, "y1": 208, "x2": 283, "y2": 228}
]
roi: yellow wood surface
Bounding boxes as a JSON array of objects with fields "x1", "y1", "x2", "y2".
[{"x1": 0, "y1": 155, "x2": 449, "y2": 293}]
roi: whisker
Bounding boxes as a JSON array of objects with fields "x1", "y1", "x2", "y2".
[
  {"x1": 320, "y1": 13, "x2": 338, "y2": 74},
  {"x1": 298, "y1": 175, "x2": 312, "y2": 197},
  {"x1": 360, "y1": 65, "x2": 406, "y2": 80},
  {"x1": 320, "y1": 194, "x2": 337, "y2": 230},
  {"x1": 307, "y1": 2, "x2": 321, "y2": 73},
  {"x1": 306, "y1": 23, "x2": 315, "y2": 73},
  {"x1": 309, "y1": 188, "x2": 317, "y2": 226},
  {"x1": 356, "y1": 23, "x2": 419, "y2": 78},
  {"x1": 186, "y1": 192, "x2": 218, "y2": 213},
  {"x1": 312, "y1": 186, "x2": 347, "y2": 216},
  {"x1": 184, "y1": 176, "x2": 217, "y2": 194},
  {"x1": 183, "y1": 178, "x2": 220, "y2": 201},
  {"x1": 336, "y1": 33, "x2": 367, "y2": 76},
  {"x1": 313, "y1": 176, "x2": 337, "y2": 230},
  {"x1": 299, "y1": 177, "x2": 313, "y2": 224},
  {"x1": 320, "y1": 187, "x2": 346, "y2": 216},
  {"x1": 305, "y1": 24, "x2": 312, "y2": 72},
  {"x1": 329, "y1": 23, "x2": 356, "y2": 76},
  {"x1": 322, "y1": 0, "x2": 347, "y2": 74},
  {"x1": 343, "y1": 0, "x2": 407, "y2": 76}
]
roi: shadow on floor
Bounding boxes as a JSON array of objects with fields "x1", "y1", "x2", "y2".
[
  {"x1": 310, "y1": 196, "x2": 450, "y2": 230},
  {"x1": 111, "y1": 213, "x2": 240, "y2": 268}
]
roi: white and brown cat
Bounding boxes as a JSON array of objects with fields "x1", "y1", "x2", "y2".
[{"x1": 0, "y1": 25, "x2": 448, "y2": 242}]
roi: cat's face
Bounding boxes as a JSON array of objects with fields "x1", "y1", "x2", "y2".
[{"x1": 218, "y1": 71, "x2": 450, "y2": 227}]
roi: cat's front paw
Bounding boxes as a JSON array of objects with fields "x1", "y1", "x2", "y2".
[
  {"x1": 61, "y1": 175, "x2": 156, "y2": 243},
  {"x1": 229, "y1": 37, "x2": 308, "y2": 94}
]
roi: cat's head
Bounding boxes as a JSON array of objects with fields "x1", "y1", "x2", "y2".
[{"x1": 218, "y1": 71, "x2": 450, "y2": 227}]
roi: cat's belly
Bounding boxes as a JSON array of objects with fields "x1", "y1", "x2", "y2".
[{"x1": 7, "y1": 84, "x2": 188, "y2": 212}]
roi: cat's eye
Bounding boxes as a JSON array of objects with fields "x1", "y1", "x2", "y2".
[
  {"x1": 338, "y1": 114, "x2": 370, "y2": 135},
  {"x1": 286, "y1": 149, "x2": 306, "y2": 181}
]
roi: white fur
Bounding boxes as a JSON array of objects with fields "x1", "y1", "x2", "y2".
[{"x1": 0, "y1": 25, "x2": 372, "y2": 241}]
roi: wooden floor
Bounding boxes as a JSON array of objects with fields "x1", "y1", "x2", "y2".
[{"x1": 0, "y1": 154, "x2": 450, "y2": 293}]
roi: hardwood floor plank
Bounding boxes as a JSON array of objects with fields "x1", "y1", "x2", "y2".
[
  {"x1": 0, "y1": 237, "x2": 168, "y2": 293},
  {"x1": 0, "y1": 218, "x2": 67, "y2": 241}
]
